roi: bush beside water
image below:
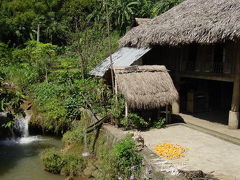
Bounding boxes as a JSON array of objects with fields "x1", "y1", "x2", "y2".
[
  {"x1": 41, "y1": 126, "x2": 143, "y2": 179},
  {"x1": 40, "y1": 148, "x2": 86, "y2": 176}
]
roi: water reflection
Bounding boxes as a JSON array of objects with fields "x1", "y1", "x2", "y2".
[{"x1": 0, "y1": 136, "x2": 63, "y2": 180}]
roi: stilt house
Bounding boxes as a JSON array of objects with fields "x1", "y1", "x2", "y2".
[{"x1": 119, "y1": 0, "x2": 240, "y2": 129}]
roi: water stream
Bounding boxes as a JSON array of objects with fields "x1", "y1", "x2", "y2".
[
  {"x1": 0, "y1": 111, "x2": 63, "y2": 180},
  {"x1": 82, "y1": 130, "x2": 90, "y2": 157}
]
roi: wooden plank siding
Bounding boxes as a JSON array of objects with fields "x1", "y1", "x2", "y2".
[{"x1": 142, "y1": 42, "x2": 235, "y2": 82}]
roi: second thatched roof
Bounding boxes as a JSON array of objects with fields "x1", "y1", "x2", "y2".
[
  {"x1": 120, "y1": 0, "x2": 240, "y2": 48},
  {"x1": 114, "y1": 65, "x2": 178, "y2": 109}
]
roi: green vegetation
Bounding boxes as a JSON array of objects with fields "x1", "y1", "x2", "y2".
[
  {"x1": 40, "y1": 148, "x2": 86, "y2": 176},
  {"x1": 153, "y1": 117, "x2": 166, "y2": 129},
  {"x1": 121, "y1": 113, "x2": 149, "y2": 130},
  {"x1": 41, "y1": 114, "x2": 143, "y2": 179},
  {"x1": 41, "y1": 148, "x2": 65, "y2": 174},
  {"x1": 95, "y1": 134, "x2": 143, "y2": 179},
  {"x1": 0, "y1": 0, "x2": 183, "y2": 46},
  {"x1": 0, "y1": 80, "x2": 24, "y2": 130},
  {"x1": 0, "y1": 0, "x2": 182, "y2": 133},
  {"x1": 111, "y1": 134, "x2": 143, "y2": 178}
]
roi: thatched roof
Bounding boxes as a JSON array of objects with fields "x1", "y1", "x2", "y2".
[
  {"x1": 114, "y1": 65, "x2": 178, "y2": 109},
  {"x1": 135, "y1": 18, "x2": 151, "y2": 26},
  {"x1": 120, "y1": 0, "x2": 240, "y2": 48}
]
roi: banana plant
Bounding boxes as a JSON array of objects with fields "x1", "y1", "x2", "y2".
[{"x1": 109, "y1": 0, "x2": 141, "y2": 32}]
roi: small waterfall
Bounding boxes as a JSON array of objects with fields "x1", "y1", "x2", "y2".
[
  {"x1": 82, "y1": 130, "x2": 90, "y2": 157},
  {"x1": 14, "y1": 112, "x2": 31, "y2": 137},
  {"x1": 0, "y1": 111, "x2": 40, "y2": 145},
  {"x1": 13, "y1": 111, "x2": 39, "y2": 144},
  {"x1": 9, "y1": 128, "x2": 16, "y2": 140}
]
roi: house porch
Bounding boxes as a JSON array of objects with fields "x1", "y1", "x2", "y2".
[{"x1": 142, "y1": 42, "x2": 240, "y2": 129}]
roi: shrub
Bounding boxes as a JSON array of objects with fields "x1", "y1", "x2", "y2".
[
  {"x1": 0, "y1": 42, "x2": 11, "y2": 66},
  {"x1": 108, "y1": 95, "x2": 125, "y2": 122},
  {"x1": 39, "y1": 98, "x2": 68, "y2": 133},
  {"x1": 62, "y1": 125, "x2": 85, "y2": 144},
  {"x1": 120, "y1": 113, "x2": 148, "y2": 130},
  {"x1": 40, "y1": 148, "x2": 65, "y2": 174},
  {"x1": 153, "y1": 117, "x2": 166, "y2": 129},
  {"x1": 3, "y1": 65, "x2": 40, "y2": 90},
  {"x1": 61, "y1": 154, "x2": 86, "y2": 176},
  {"x1": 31, "y1": 82, "x2": 71, "y2": 133},
  {"x1": 113, "y1": 134, "x2": 143, "y2": 177},
  {"x1": 41, "y1": 148, "x2": 86, "y2": 176},
  {"x1": 48, "y1": 69, "x2": 81, "y2": 84},
  {"x1": 98, "y1": 134, "x2": 143, "y2": 179},
  {"x1": 32, "y1": 82, "x2": 67, "y2": 105}
]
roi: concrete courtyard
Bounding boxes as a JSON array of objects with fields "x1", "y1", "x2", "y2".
[{"x1": 140, "y1": 125, "x2": 240, "y2": 180}]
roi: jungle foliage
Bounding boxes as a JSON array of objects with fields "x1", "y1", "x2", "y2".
[
  {"x1": 0, "y1": 0, "x2": 182, "y2": 132},
  {"x1": 0, "y1": 0, "x2": 183, "y2": 45}
]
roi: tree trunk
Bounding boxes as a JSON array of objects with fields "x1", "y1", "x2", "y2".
[{"x1": 37, "y1": 24, "x2": 40, "y2": 42}]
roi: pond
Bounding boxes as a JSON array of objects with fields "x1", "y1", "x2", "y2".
[{"x1": 0, "y1": 135, "x2": 64, "y2": 180}]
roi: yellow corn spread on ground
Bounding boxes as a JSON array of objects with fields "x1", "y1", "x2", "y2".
[{"x1": 153, "y1": 143, "x2": 188, "y2": 159}]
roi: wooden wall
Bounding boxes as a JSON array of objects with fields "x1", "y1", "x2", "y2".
[{"x1": 142, "y1": 41, "x2": 235, "y2": 75}]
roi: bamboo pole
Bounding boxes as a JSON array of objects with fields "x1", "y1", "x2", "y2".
[{"x1": 106, "y1": 0, "x2": 115, "y2": 93}]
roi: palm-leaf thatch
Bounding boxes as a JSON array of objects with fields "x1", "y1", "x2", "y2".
[
  {"x1": 114, "y1": 65, "x2": 178, "y2": 109},
  {"x1": 135, "y1": 18, "x2": 151, "y2": 26},
  {"x1": 120, "y1": 0, "x2": 240, "y2": 48}
]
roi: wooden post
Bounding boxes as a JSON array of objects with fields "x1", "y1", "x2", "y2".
[
  {"x1": 106, "y1": 0, "x2": 115, "y2": 94},
  {"x1": 172, "y1": 73, "x2": 180, "y2": 115},
  {"x1": 229, "y1": 43, "x2": 240, "y2": 129},
  {"x1": 166, "y1": 105, "x2": 169, "y2": 123},
  {"x1": 125, "y1": 101, "x2": 128, "y2": 118},
  {"x1": 114, "y1": 76, "x2": 118, "y2": 101},
  {"x1": 172, "y1": 48, "x2": 181, "y2": 114},
  {"x1": 231, "y1": 78, "x2": 240, "y2": 112},
  {"x1": 114, "y1": 76, "x2": 119, "y2": 127},
  {"x1": 172, "y1": 64, "x2": 180, "y2": 115}
]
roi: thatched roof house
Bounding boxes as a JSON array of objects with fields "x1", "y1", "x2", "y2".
[
  {"x1": 119, "y1": 0, "x2": 240, "y2": 129},
  {"x1": 114, "y1": 65, "x2": 178, "y2": 109},
  {"x1": 120, "y1": 0, "x2": 240, "y2": 48}
]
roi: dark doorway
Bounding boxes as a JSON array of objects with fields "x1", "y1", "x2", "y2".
[{"x1": 180, "y1": 78, "x2": 233, "y2": 125}]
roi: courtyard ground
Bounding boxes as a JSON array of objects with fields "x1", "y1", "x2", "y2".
[
  {"x1": 104, "y1": 121, "x2": 240, "y2": 180},
  {"x1": 140, "y1": 124, "x2": 240, "y2": 180}
]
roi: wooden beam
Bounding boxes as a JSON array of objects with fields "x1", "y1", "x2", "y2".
[
  {"x1": 166, "y1": 105, "x2": 170, "y2": 123},
  {"x1": 179, "y1": 72, "x2": 234, "y2": 82}
]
